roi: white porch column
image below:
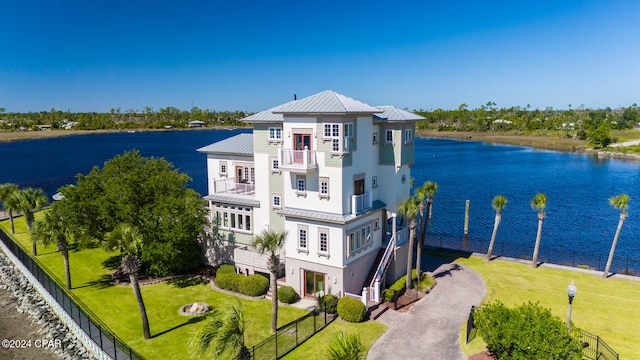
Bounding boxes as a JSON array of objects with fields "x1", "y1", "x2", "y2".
[
  {"x1": 374, "y1": 279, "x2": 380, "y2": 303},
  {"x1": 362, "y1": 287, "x2": 368, "y2": 309}
]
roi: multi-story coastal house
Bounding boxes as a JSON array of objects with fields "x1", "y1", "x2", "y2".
[{"x1": 198, "y1": 90, "x2": 423, "y2": 302}]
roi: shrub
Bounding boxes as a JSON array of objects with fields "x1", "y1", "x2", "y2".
[
  {"x1": 325, "y1": 332, "x2": 364, "y2": 360},
  {"x1": 216, "y1": 264, "x2": 236, "y2": 274},
  {"x1": 474, "y1": 301, "x2": 583, "y2": 359},
  {"x1": 318, "y1": 294, "x2": 338, "y2": 314},
  {"x1": 337, "y1": 296, "x2": 367, "y2": 323},
  {"x1": 239, "y1": 274, "x2": 269, "y2": 296},
  {"x1": 277, "y1": 285, "x2": 299, "y2": 304},
  {"x1": 215, "y1": 271, "x2": 243, "y2": 292}
]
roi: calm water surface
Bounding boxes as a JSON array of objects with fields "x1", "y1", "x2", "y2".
[{"x1": 1, "y1": 130, "x2": 638, "y2": 269}]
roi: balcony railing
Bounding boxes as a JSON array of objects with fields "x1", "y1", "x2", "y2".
[
  {"x1": 213, "y1": 178, "x2": 255, "y2": 197},
  {"x1": 278, "y1": 147, "x2": 317, "y2": 173},
  {"x1": 351, "y1": 192, "x2": 372, "y2": 215}
]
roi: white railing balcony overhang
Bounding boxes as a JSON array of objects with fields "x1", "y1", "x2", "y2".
[{"x1": 278, "y1": 147, "x2": 318, "y2": 173}]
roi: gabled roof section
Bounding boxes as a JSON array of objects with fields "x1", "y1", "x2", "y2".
[
  {"x1": 273, "y1": 90, "x2": 383, "y2": 115},
  {"x1": 374, "y1": 106, "x2": 425, "y2": 122},
  {"x1": 197, "y1": 133, "x2": 254, "y2": 155}
]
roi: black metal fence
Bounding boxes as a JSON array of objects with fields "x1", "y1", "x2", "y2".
[
  {"x1": 249, "y1": 304, "x2": 337, "y2": 360},
  {"x1": 579, "y1": 330, "x2": 619, "y2": 360},
  {"x1": 0, "y1": 228, "x2": 144, "y2": 360},
  {"x1": 425, "y1": 231, "x2": 640, "y2": 275},
  {"x1": 465, "y1": 307, "x2": 619, "y2": 360}
]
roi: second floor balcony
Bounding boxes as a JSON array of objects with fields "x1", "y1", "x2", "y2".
[
  {"x1": 279, "y1": 147, "x2": 317, "y2": 173},
  {"x1": 351, "y1": 191, "x2": 372, "y2": 215},
  {"x1": 213, "y1": 178, "x2": 255, "y2": 198}
]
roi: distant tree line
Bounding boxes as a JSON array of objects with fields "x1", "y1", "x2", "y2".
[
  {"x1": 414, "y1": 102, "x2": 640, "y2": 147},
  {"x1": 0, "y1": 106, "x2": 247, "y2": 131}
]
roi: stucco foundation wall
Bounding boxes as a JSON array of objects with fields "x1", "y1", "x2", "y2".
[{"x1": 284, "y1": 257, "x2": 344, "y2": 298}]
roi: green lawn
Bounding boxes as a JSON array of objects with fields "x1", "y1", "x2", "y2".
[
  {"x1": 0, "y1": 216, "x2": 385, "y2": 359},
  {"x1": 434, "y1": 250, "x2": 640, "y2": 359}
]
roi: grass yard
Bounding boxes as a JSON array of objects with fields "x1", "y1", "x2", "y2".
[
  {"x1": 1, "y1": 216, "x2": 337, "y2": 359},
  {"x1": 431, "y1": 250, "x2": 640, "y2": 359}
]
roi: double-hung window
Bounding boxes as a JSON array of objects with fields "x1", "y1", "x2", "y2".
[
  {"x1": 404, "y1": 129, "x2": 413, "y2": 143},
  {"x1": 385, "y1": 129, "x2": 393, "y2": 144},
  {"x1": 347, "y1": 223, "x2": 373, "y2": 257},
  {"x1": 214, "y1": 205, "x2": 252, "y2": 233}
]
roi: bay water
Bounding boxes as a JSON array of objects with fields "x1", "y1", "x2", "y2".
[{"x1": 1, "y1": 130, "x2": 638, "y2": 271}]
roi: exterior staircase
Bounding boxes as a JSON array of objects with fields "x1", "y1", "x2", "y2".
[{"x1": 362, "y1": 248, "x2": 386, "y2": 290}]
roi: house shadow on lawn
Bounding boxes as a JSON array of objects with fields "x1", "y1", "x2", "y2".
[
  {"x1": 167, "y1": 277, "x2": 209, "y2": 289},
  {"x1": 152, "y1": 316, "x2": 206, "y2": 339},
  {"x1": 74, "y1": 274, "x2": 115, "y2": 290}
]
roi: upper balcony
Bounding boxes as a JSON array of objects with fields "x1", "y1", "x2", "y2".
[
  {"x1": 212, "y1": 178, "x2": 255, "y2": 198},
  {"x1": 351, "y1": 191, "x2": 373, "y2": 215},
  {"x1": 278, "y1": 147, "x2": 318, "y2": 174}
]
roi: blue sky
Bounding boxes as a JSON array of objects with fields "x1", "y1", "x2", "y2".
[{"x1": 1, "y1": 0, "x2": 639, "y2": 113}]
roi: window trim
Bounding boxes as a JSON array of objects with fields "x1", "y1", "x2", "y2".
[
  {"x1": 297, "y1": 225, "x2": 309, "y2": 253},
  {"x1": 319, "y1": 177, "x2": 330, "y2": 199},
  {"x1": 404, "y1": 128, "x2": 413, "y2": 143},
  {"x1": 268, "y1": 127, "x2": 283, "y2": 142},
  {"x1": 270, "y1": 156, "x2": 280, "y2": 173},
  {"x1": 347, "y1": 222, "x2": 374, "y2": 257},
  {"x1": 323, "y1": 122, "x2": 353, "y2": 154},
  {"x1": 318, "y1": 228, "x2": 329, "y2": 257},
  {"x1": 219, "y1": 161, "x2": 227, "y2": 176},
  {"x1": 272, "y1": 194, "x2": 282, "y2": 209},
  {"x1": 296, "y1": 175, "x2": 306, "y2": 197},
  {"x1": 213, "y1": 204, "x2": 252, "y2": 234},
  {"x1": 385, "y1": 129, "x2": 393, "y2": 144}
]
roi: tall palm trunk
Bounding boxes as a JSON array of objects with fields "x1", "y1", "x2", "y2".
[
  {"x1": 603, "y1": 212, "x2": 627, "y2": 278},
  {"x1": 269, "y1": 254, "x2": 279, "y2": 333},
  {"x1": 405, "y1": 220, "x2": 416, "y2": 290},
  {"x1": 415, "y1": 204, "x2": 425, "y2": 281},
  {"x1": 130, "y1": 272, "x2": 151, "y2": 339},
  {"x1": 32, "y1": 239, "x2": 38, "y2": 256},
  {"x1": 9, "y1": 210, "x2": 15, "y2": 234},
  {"x1": 486, "y1": 213, "x2": 501, "y2": 261},
  {"x1": 531, "y1": 212, "x2": 544, "y2": 268},
  {"x1": 62, "y1": 248, "x2": 71, "y2": 290}
]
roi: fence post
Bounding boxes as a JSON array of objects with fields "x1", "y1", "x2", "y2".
[
  {"x1": 362, "y1": 287, "x2": 368, "y2": 310},
  {"x1": 324, "y1": 303, "x2": 327, "y2": 325}
]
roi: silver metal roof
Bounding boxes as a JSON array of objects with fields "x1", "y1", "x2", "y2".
[
  {"x1": 374, "y1": 106, "x2": 425, "y2": 122},
  {"x1": 278, "y1": 200, "x2": 386, "y2": 225},
  {"x1": 242, "y1": 100, "x2": 295, "y2": 123},
  {"x1": 203, "y1": 194, "x2": 260, "y2": 208},
  {"x1": 274, "y1": 90, "x2": 383, "y2": 114},
  {"x1": 197, "y1": 133, "x2": 254, "y2": 155}
]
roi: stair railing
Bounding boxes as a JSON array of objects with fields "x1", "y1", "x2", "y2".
[{"x1": 369, "y1": 232, "x2": 396, "y2": 302}]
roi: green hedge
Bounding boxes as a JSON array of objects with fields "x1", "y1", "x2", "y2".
[
  {"x1": 337, "y1": 296, "x2": 367, "y2": 323},
  {"x1": 239, "y1": 274, "x2": 269, "y2": 296},
  {"x1": 381, "y1": 270, "x2": 435, "y2": 302},
  {"x1": 277, "y1": 286, "x2": 299, "y2": 304},
  {"x1": 215, "y1": 271, "x2": 243, "y2": 292},
  {"x1": 216, "y1": 264, "x2": 236, "y2": 274},
  {"x1": 215, "y1": 266, "x2": 269, "y2": 297},
  {"x1": 318, "y1": 294, "x2": 338, "y2": 314}
]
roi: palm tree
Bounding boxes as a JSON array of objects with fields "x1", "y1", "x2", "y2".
[
  {"x1": 0, "y1": 183, "x2": 19, "y2": 234},
  {"x1": 11, "y1": 187, "x2": 48, "y2": 255},
  {"x1": 325, "y1": 331, "x2": 364, "y2": 360},
  {"x1": 414, "y1": 181, "x2": 438, "y2": 280},
  {"x1": 31, "y1": 210, "x2": 73, "y2": 289},
  {"x1": 603, "y1": 194, "x2": 630, "y2": 279},
  {"x1": 252, "y1": 229, "x2": 287, "y2": 333},
  {"x1": 486, "y1": 195, "x2": 507, "y2": 261},
  {"x1": 191, "y1": 301, "x2": 250, "y2": 360},
  {"x1": 530, "y1": 193, "x2": 547, "y2": 268},
  {"x1": 398, "y1": 197, "x2": 419, "y2": 290},
  {"x1": 105, "y1": 223, "x2": 151, "y2": 339}
]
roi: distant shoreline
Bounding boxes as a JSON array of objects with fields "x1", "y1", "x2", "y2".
[{"x1": 0, "y1": 126, "x2": 246, "y2": 143}]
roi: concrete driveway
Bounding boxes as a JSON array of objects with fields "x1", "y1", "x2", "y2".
[{"x1": 367, "y1": 256, "x2": 487, "y2": 360}]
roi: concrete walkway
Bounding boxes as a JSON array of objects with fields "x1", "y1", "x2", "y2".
[{"x1": 367, "y1": 256, "x2": 487, "y2": 360}]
